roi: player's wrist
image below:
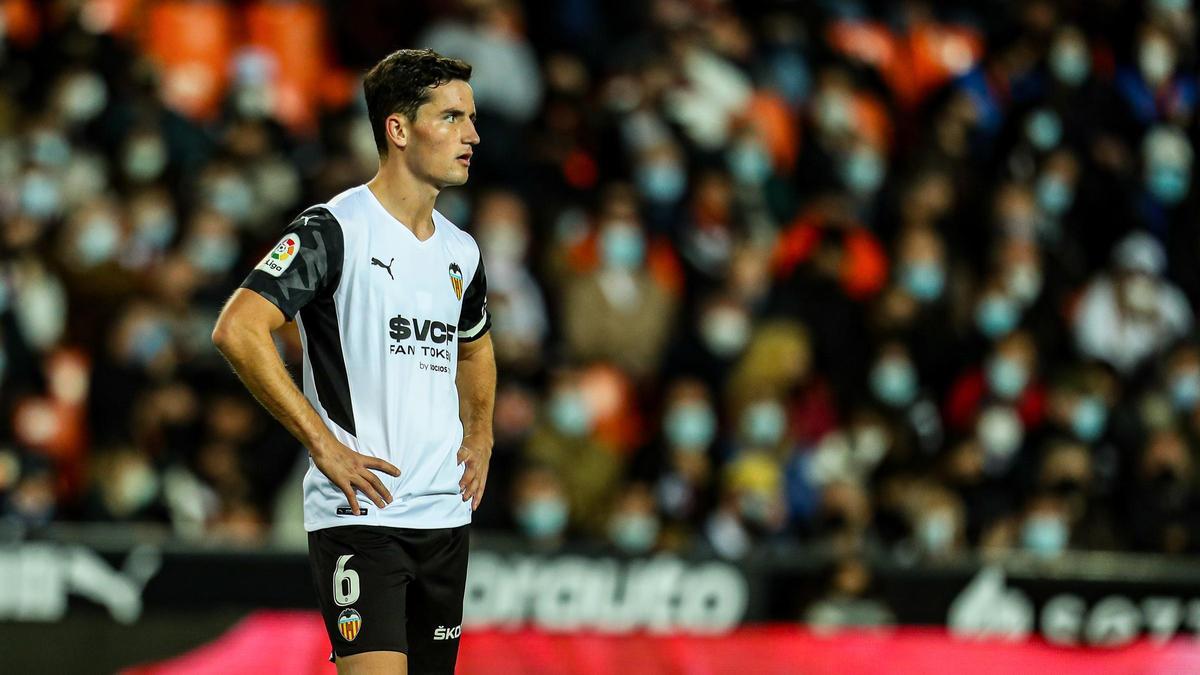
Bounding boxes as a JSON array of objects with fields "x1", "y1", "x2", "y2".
[
  {"x1": 307, "y1": 433, "x2": 342, "y2": 460},
  {"x1": 464, "y1": 431, "x2": 494, "y2": 451}
]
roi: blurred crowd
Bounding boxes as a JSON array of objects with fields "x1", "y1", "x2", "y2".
[{"x1": 1, "y1": 0, "x2": 1199, "y2": 567}]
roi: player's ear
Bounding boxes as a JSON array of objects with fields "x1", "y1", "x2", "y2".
[{"x1": 385, "y1": 113, "x2": 409, "y2": 151}]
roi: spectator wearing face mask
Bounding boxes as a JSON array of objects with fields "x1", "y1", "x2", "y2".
[
  {"x1": 523, "y1": 371, "x2": 623, "y2": 537},
  {"x1": 864, "y1": 341, "x2": 943, "y2": 457},
  {"x1": 1073, "y1": 231, "x2": 1193, "y2": 375},
  {"x1": 1016, "y1": 492, "x2": 1073, "y2": 559},
  {"x1": 510, "y1": 463, "x2": 570, "y2": 551},
  {"x1": 631, "y1": 379, "x2": 720, "y2": 533},
  {"x1": 1115, "y1": 23, "x2": 1196, "y2": 131},
  {"x1": 663, "y1": 293, "x2": 751, "y2": 392},
  {"x1": 904, "y1": 482, "x2": 968, "y2": 560},
  {"x1": 1030, "y1": 439, "x2": 1119, "y2": 550},
  {"x1": 700, "y1": 451, "x2": 788, "y2": 560},
  {"x1": 871, "y1": 225, "x2": 958, "y2": 394},
  {"x1": 605, "y1": 482, "x2": 662, "y2": 556},
  {"x1": 473, "y1": 190, "x2": 549, "y2": 377},
  {"x1": 1137, "y1": 125, "x2": 1194, "y2": 234},
  {"x1": 1162, "y1": 343, "x2": 1200, "y2": 417},
  {"x1": 945, "y1": 330, "x2": 1047, "y2": 435},
  {"x1": 1043, "y1": 365, "x2": 1119, "y2": 454},
  {"x1": 561, "y1": 217, "x2": 678, "y2": 379},
  {"x1": 724, "y1": 319, "x2": 839, "y2": 451}
]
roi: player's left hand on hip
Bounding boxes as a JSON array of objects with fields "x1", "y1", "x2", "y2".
[{"x1": 457, "y1": 439, "x2": 493, "y2": 511}]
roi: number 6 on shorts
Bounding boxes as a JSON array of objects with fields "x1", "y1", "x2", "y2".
[{"x1": 334, "y1": 554, "x2": 360, "y2": 606}]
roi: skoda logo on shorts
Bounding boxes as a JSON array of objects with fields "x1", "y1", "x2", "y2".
[{"x1": 338, "y1": 608, "x2": 363, "y2": 642}]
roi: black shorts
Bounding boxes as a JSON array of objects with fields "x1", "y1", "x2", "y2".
[{"x1": 308, "y1": 524, "x2": 469, "y2": 673}]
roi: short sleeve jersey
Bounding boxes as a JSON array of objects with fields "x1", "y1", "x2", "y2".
[{"x1": 241, "y1": 185, "x2": 490, "y2": 531}]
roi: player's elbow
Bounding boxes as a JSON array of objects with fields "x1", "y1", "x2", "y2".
[
  {"x1": 212, "y1": 311, "x2": 251, "y2": 356},
  {"x1": 211, "y1": 315, "x2": 236, "y2": 354}
]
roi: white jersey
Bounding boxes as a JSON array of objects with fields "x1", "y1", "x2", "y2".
[{"x1": 241, "y1": 185, "x2": 490, "y2": 531}]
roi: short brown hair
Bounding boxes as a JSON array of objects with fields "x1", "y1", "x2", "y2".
[{"x1": 363, "y1": 48, "x2": 472, "y2": 156}]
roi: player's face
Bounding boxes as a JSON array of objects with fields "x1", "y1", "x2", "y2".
[{"x1": 405, "y1": 80, "x2": 479, "y2": 188}]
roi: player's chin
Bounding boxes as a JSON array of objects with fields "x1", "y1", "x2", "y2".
[{"x1": 439, "y1": 168, "x2": 470, "y2": 187}]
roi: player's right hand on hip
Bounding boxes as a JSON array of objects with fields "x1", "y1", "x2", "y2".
[{"x1": 311, "y1": 438, "x2": 401, "y2": 515}]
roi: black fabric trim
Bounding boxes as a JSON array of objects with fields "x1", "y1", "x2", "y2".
[
  {"x1": 262, "y1": 205, "x2": 354, "y2": 437},
  {"x1": 300, "y1": 293, "x2": 356, "y2": 436},
  {"x1": 457, "y1": 251, "x2": 489, "y2": 341}
]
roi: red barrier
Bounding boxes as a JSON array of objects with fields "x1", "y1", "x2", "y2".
[{"x1": 126, "y1": 611, "x2": 1200, "y2": 675}]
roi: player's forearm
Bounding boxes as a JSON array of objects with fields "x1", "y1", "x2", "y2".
[
  {"x1": 456, "y1": 336, "x2": 496, "y2": 446},
  {"x1": 213, "y1": 322, "x2": 335, "y2": 455}
]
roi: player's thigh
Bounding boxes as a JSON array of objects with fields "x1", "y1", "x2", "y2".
[
  {"x1": 336, "y1": 650, "x2": 408, "y2": 675},
  {"x1": 405, "y1": 525, "x2": 470, "y2": 675},
  {"x1": 309, "y1": 526, "x2": 414, "y2": 660}
]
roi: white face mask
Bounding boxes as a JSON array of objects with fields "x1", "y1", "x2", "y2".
[
  {"x1": 976, "y1": 406, "x2": 1023, "y2": 470},
  {"x1": 482, "y1": 223, "x2": 529, "y2": 264},
  {"x1": 13, "y1": 274, "x2": 67, "y2": 350},
  {"x1": 57, "y1": 71, "x2": 108, "y2": 124},
  {"x1": 1139, "y1": 38, "x2": 1176, "y2": 86},
  {"x1": 700, "y1": 307, "x2": 750, "y2": 357},
  {"x1": 123, "y1": 135, "x2": 167, "y2": 182}
]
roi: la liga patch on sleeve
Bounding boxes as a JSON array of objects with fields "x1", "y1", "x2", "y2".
[{"x1": 256, "y1": 235, "x2": 300, "y2": 277}]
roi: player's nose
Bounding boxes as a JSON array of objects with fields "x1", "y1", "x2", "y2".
[{"x1": 462, "y1": 119, "x2": 480, "y2": 146}]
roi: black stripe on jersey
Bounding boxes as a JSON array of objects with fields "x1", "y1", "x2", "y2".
[
  {"x1": 457, "y1": 254, "x2": 490, "y2": 343},
  {"x1": 241, "y1": 207, "x2": 357, "y2": 436},
  {"x1": 301, "y1": 293, "x2": 356, "y2": 436}
]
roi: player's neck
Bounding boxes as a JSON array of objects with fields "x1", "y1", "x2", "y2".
[{"x1": 366, "y1": 162, "x2": 438, "y2": 239}]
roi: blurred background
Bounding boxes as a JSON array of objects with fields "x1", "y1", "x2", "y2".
[{"x1": 1, "y1": 0, "x2": 1200, "y2": 672}]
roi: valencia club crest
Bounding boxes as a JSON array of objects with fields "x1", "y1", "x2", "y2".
[{"x1": 449, "y1": 262, "x2": 464, "y2": 300}]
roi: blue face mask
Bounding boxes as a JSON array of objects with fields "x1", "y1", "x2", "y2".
[
  {"x1": 919, "y1": 512, "x2": 955, "y2": 553},
  {"x1": 30, "y1": 131, "x2": 71, "y2": 167},
  {"x1": 1050, "y1": 43, "x2": 1089, "y2": 87},
  {"x1": 765, "y1": 51, "x2": 810, "y2": 106},
  {"x1": 976, "y1": 296, "x2": 1019, "y2": 339},
  {"x1": 518, "y1": 497, "x2": 568, "y2": 539},
  {"x1": 728, "y1": 142, "x2": 772, "y2": 185},
  {"x1": 1026, "y1": 110, "x2": 1063, "y2": 151},
  {"x1": 902, "y1": 263, "x2": 945, "y2": 302},
  {"x1": 600, "y1": 226, "x2": 646, "y2": 271},
  {"x1": 1036, "y1": 174, "x2": 1074, "y2": 216},
  {"x1": 21, "y1": 173, "x2": 62, "y2": 220},
  {"x1": 1071, "y1": 396, "x2": 1107, "y2": 442},
  {"x1": 1147, "y1": 164, "x2": 1190, "y2": 205},
  {"x1": 986, "y1": 355, "x2": 1029, "y2": 400},
  {"x1": 186, "y1": 235, "x2": 239, "y2": 275},
  {"x1": 1169, "y1": 370, "x2": 1200, "y2": 410},
  {"x1": 135, "y1": 211, "x2": 177, "y2": 250},
  {"x1": 741, "y1": 402, "x2": 786, "y2": 447},
  {"x1": 1022, "y1": 514, "x2": 1068, "y2": 557},
  {"x1": 664, "y1": 403, "x2": 717, "y2": 450},
  {"x1": 871, "y1": 358, "x2": 918, "y2": 407},
  {"x1": 549, "y1": 393, "x2": 591, "y2": 437},
  {"x1": 77, "y1": 217, "x2": 121, "y2": 266},
  {"x1": 130, "y1": 320, "x2": 171, "y2": 366},
  {"x1": 609, "y1": 513, "x2": 659, "y2": 554},
  {"x1": 210, "y1": 178, "x2": 254, "y2": 221},
  {"x1": 842, "y1": 149, "x2": 885, "y2": 195},
  {"x1": 636, "y1": 161, "x2": 686, "y2": 204}
]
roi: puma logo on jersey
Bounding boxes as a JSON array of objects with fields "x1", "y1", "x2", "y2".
[
  {"x1": 433, "y1": 625, "x2": 462, "y2": 640},
  {"x1": 371, "y1": 257, "x2": 394, "y2": 280}
]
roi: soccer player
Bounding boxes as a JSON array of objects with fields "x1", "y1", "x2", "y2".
[{"x1": 212, "y1": 49, "x2": 494, "y2": 674}]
